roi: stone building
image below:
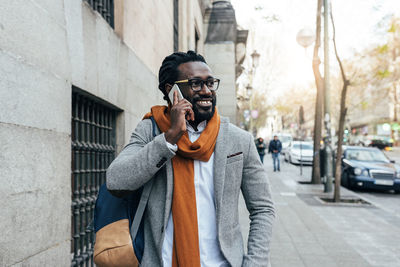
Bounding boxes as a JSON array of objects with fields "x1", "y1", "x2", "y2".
[{"x1": 0, "y1": 0, "x2": 246, "y2": 265}]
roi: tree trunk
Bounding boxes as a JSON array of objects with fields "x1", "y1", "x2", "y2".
[
  {"x1": 331, "y1": 5, "x2": 350, "y2": 202},
  {"x1": 334, "y1": 94, "x2": 348, "y2": 202},
  {"x1": 311, "y1": 0, "x2": 324, "y2": 184}
]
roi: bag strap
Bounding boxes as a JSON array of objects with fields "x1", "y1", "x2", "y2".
[{"x1": 130, "y1": 116, "x2": 158, "y2": 240}]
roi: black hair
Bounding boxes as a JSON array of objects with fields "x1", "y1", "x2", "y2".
[{"x1": 158, "y1": 50, "x2": 207, "y2": 102}]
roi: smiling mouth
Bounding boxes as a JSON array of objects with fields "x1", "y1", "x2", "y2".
[{"x1": 196, "y1": 100, "x2": 212, "y2": 108}]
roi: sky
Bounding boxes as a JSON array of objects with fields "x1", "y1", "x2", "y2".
[{"x1": 230, "y1": 0, "x2": 400, "y2": 101}]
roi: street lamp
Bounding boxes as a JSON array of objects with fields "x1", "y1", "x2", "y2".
[
  {"x1": 251, "y1": 50, "x2": 260, "y2": 68},
  {"x1": 322, "y1": 0, "x2": 333, "y2": 193},
  {"x1": 296, "y1": 28, "x2": 314, "y2": 176},
  {"x1": 296, "y1": 28, "x2": 315, "y2": 49},
  {"x1": 246, "y1": 84, "x2": 253, "y2": 97},
  {"x1": 245, "y1": 84, "x2": 253, "y2": 131},
  {"x1": 248, "y1": 50, "x2": 260, "y2": 137}
]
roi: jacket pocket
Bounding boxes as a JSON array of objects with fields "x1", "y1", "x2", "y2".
[{"x1": 226, "y1": 153, "x2": 243, "y2": 164}]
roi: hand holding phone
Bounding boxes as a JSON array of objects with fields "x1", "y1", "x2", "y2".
[
  {"x1": 168, "y1": 84, "x2": 194, "y2": 121},
  {"x1": 165, "y1": 85, "x2": 195, "y2": 144}
]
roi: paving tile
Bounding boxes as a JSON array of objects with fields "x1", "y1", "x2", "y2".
[{"x1": 240, "y1": 159, "x2": 400, "y2": 266}]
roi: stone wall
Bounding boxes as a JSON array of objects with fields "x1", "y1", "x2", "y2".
[
  {"x1": 115, "y1": 0, "x2": 174, "y2": 75},
  {"x1": 0, "y1": 1, "x2": 72, "y2": 265}
]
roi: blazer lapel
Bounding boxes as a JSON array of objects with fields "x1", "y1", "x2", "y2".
[{"x1": 213, "y1": 117, "x2": 229, "y2": 220}]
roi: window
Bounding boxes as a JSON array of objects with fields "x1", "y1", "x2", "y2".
[
  {"x1": 71, "y1": 88, "x2": 119, "y2": 266},
  {"x1": 84, "y1": 0, "x2": 114, "y2": 28},
  {"x1": 195, "y1": 28, "x2": 200, "y2": 52}
]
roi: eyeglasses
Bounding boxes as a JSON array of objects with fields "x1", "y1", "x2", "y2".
[{"x1": 175, "y1": 78, "x2": 220, "y2": 92}]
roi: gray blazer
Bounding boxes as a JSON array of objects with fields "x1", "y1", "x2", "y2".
[{"x1": 106, "y1": 117, "x2": 275, "y2": 267}]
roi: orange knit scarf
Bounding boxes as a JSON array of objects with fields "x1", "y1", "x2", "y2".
[{"x1": 143, "y1": 105, "x2": 220, "y2": 267}]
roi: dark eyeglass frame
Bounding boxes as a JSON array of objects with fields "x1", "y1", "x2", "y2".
[{"x1": 175, "y1": 78, "x2": 220, "y2": 92}]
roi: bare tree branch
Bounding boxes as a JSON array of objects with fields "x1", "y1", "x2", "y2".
[
  {"x1": 330, "y1": 4, "x2": 349, "y2": 86},
  {"x1": 330, "y1": 3, "x2": 350, "y2": 202}
]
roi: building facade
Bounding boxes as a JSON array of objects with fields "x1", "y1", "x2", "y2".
[
  {"x1": 0, "y1": 0, "x2": 246, "y2": 265},
  {"x1": 347, "y1": 84, "x2": 399, "y2": 144}
]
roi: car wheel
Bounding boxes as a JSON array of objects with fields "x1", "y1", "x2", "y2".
[
  {"x1": 341, "y1": 172, "x2": 349, "y2": 188},
  {"x1": 347, "y1": 175, "x2": 354, "y2": 190}
]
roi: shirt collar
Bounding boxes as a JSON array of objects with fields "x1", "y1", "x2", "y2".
[{"x1": 186, "y1": 120, "x2": 207, "y2": 133}]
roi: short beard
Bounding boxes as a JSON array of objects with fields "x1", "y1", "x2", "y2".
[{"x1": 192, "y1": 95, "x2": 217, "y2": 123}]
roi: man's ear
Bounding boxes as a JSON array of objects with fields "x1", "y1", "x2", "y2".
[{"x1": 165, "y1": 83, "x2": 173, "y2": 95}]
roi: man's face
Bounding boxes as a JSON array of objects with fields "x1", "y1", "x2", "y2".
[
  {"x1": 176, "y1": 61, "x2": 217, "y2": 123},
  {"x1": 274, "y1": 136, "x2": 278, "y2": 141}
]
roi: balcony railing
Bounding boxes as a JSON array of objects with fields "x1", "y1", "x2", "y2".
[{"x1": 84, "y1": 0, "x2": 114, "y2": 28}]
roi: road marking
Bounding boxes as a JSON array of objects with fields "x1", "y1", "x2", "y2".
[
  {"x1": 283, "y1": 180, "x2": 298, "y2": 187},
  {"x1": 280, "y1": 192, "x2": 296, "y2": 196}
]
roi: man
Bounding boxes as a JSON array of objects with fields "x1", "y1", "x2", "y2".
[
  {"x1": 107, "y1": 51, "x2": 275, "y2": 267},
  {"x1": 268, "y1": 135, "x2": 282, "y2": 172},
  {"x1": 255, "y1": 137, "x2": 266, "y2": 163}
]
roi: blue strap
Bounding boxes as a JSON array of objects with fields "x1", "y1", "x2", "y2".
[{"x1": 150, "y1": 116, "x2": 157, "y2": 138}]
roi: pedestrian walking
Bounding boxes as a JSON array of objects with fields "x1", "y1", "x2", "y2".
[
  {"x1": 106, "y1": 51, "x2": 275, "y2": 267},
  {"x1": 269, "y1": 135, "x2": 282, "y2": 172},
  {"x1": 255, "y1": 137, "x2": 267, "y2": 163}
]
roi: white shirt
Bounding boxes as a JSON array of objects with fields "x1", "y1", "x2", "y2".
[{"x1": 162, "y1": 121, "x2": 229, "y2": 267}]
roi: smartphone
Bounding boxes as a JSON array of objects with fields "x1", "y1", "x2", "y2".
[{"x1": 168, "y1": 84, "x2": 184, "y2": 103}]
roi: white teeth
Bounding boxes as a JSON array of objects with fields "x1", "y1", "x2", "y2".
[{"x1": 198, "y1": 101, "x2": 211, "y2": 104}]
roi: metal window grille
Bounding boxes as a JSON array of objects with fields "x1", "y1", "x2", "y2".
[
  {"x1": 71, "y1": 90, "x2": 118, "y2": 266},
  {"x1": 195, "y1": 28, "x2": 199, "y2": 52},
  {"x1": 84, "y1": 0, "x2": 114, "y2": 28},
  {"x1": 173, "y1": 0, "x2": 179, "y2": 51}
]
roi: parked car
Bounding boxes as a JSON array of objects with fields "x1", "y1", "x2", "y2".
[
  {"x1": 368, "y1": 138, "x2": 393, "y2": 150},
  {"x1": 284, "y1": 141, "x2": 313, "y2": 165},
  {"x1": 341, "y1": 146, "x2": 400, "y2": 193},
  {"x1": 274, "y1": 133, "x2": 293, "y2": 155}
]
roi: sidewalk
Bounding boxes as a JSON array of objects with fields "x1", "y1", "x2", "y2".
[{"x1": 239, "y1": 156, "x2": 400, "y2": 267}]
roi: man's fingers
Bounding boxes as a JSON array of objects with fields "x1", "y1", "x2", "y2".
[
  {"x1": 171, "y1": 95, "x2": 195, "y2": 121},
  {"x1": 178, "y1": 104, "x2": 192, "y2": 112},
  {"x1": 184, "y1": 108, "x2": 193, "y2": 117},
  {"x1": 189, "y1": 109, "x2": 195, "y2": 121},
  {"x1": 173, "y1": 90, "x2": 179, "y2": 105},
  {"x1": 178, "y1": 98, "x2": 192, "y2": 107},
  {"x1": 181, "y1": 106, "x2": 194, "y2": 121},
  {"x1": 185, "y1": 111, "x2": 193, "y2": 121}
]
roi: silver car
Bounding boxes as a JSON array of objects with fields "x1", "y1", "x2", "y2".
[{"x1": 284, "y1": 141, "x2": 314, "y2": 165}]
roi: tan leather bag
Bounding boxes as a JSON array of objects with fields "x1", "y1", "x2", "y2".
[{"x1": 93, "y1": 219, "x2": 139, "y2": 267}]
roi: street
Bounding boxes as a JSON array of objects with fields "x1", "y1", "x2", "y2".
[{"x1": 239, "y1": 154, "x2": 400, "y2": 267}]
